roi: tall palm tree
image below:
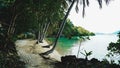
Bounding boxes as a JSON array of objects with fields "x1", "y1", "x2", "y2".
[
  {"x1": 40, "y1": 0, "x2": 76, "y2": 55},
  {"x1": 40, "y1": 0, "x2": 112, "y2": 55}
]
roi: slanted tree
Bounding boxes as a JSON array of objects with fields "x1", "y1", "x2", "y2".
[{"x1": 40, "y1": 0, "x2": 112, "y2": 56}]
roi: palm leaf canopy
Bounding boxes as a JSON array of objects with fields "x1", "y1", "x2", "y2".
[{"x1": 67, "y1": 0, "x2": 112, "y2": 17}]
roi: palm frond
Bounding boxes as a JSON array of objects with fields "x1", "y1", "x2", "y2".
[
  {"x1": 86, "y1": 0, "x2": 89, "y2": 6},
  {"x1": 68, "y1": 0, "x2": 112, "y2": 17},
  {"x1": 67, "y1": 0, "x2": 73, "y2": 4},
  {"x1": 97, "y1": 0, "x2": 102, "y2": 8},
  {"x1": 62, "y1": 0, "x2": 68, "y2": 9},
  {"x1": 75, "y1": 0, "x2": 79, "y2": 13},
  {"x1": 68, "y1": 0, "x2": 73, "y2": 2},
  {"x1": 105, "y1": 0, "x2": 111, "y2": 5},
  {"x1": 82, "y1": 0, "x2": 86, "y2": 17},
  {"x1": 80, "y1": 0, "x2": 83, "y2": 4}
]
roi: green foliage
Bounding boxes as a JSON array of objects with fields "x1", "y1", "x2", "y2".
[
  {"x1": 108, "y1": 42, "x2": 120, "y2": 54},
  {"x1": 108, "y1": 32, "x2": 120, "y2": 54},
  {"x1": 15, "y1": 11, "x2": 38, "y2": 35},
  {"x1": 0, "y1": 28, "x2": 25, "y2": 67},
  {"x1": 0, "y1": 0, "x2": 113, "y2": 67},
  {"x1": 80, "y1": 50, "x2": 92, "y2": 60},
  {"x1": 0, "y1": 0, "x2": 95, "y2": 40},
  {"x1": 48, "y1": 19, "x2": 95, "y2": 38},
  {"x1": 0, "y1": 51, "x2": 25, "y2": 68},
  {"x1": 107, "y1": 32, "x2": 120, "y2": 64},
  {"x1": 63, "y1": 19, "x2": 95, "y2": 38},
  {"x1": 63, "y1": 19, "x2": 76, "y2": 38},
  {"x1": 17, "y1": 32, "x2": 35, "y2": 39},
  {"x1": 0, "y1": 0, "x2": 15, "y2": 8},
  {"x1": 76, "y1": 26, "x2": 95, "y2": 36}
]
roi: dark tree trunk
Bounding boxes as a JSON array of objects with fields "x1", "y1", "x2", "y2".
[
  {"x1": 36, "y1": 12, "x2": 43, "y2": 43},
  {"x1": 37, "y1": 22, "x2": 41, "y2": 43},
  {"x1": 37, "y1": 28, "x2": 40, "y2": 43},
  {"x1": 39, "y1": 23, "x2": 44, "y2": 43}
]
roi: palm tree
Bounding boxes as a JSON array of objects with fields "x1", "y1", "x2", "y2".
[
  {"x1": 40, "y1": 0, "x2": 76, "y2": 55},
  {"x1": 40, "y1": 0, "x2": 112, "y2": 56},
  {"x1": 36, "y1": 0, "x2": 67, "y2": 44}
]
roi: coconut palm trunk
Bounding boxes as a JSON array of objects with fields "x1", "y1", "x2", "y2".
[
  {"x1": 40, "y1": 20, "x2": 51, "y2": 43},
  {"x1": 40, "y1": 0, "x2": 76, "y2": 55},
  {"x1": 37, "y1": 23, "x2": 41, "y2": 43},
  {"x1": 39, "y1": 23, "x2": 44, "y2": 42},
  {"x1": 40, "y1": 0, "x2": 111, "y2": 55}
]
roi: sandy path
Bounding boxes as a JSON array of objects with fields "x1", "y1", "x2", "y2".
[{"x1": 15, "y1": 39, "x2": 61, "y2": 68}]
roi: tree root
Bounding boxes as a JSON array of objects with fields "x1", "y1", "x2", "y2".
[
  {"x1": 42, "y1": 44, "x2": 52, "y2": 48},
  {"x1": 39, "y1": 53, "x2": 50, "y2": 59},
  {"x1": 39, "y1": 49, "x2": 54, "y2": 59}
]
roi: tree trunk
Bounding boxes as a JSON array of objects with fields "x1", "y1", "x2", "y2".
[
  {"x1": 40, "y1": 0, "x2": 75, "y2": 55},
  {"x1": 9, "y1": 14, "x2": 18, "y2": 35},
  {"x1": 37, "y1": 24, "x2": 41, "y2": 43},
  {"x1": 40, "y1": 20, "x2": 51, "y2": 43},
  {"x1": 37, "y1": 21, "x2": 47, "y2": 43},
  {"x1": 36, "y1": 12, "x2": 40, "y2": 44},
  {"x1": 7, "y1": 7, "x2": 16, "y2": 37},
  {"x1": 39, "y1": 23, "x2": 44, "y2": 43}
]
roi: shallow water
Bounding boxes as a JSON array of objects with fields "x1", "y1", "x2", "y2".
[{"x1": 54, "y1": 35, "x2": 119, "y2": 62}]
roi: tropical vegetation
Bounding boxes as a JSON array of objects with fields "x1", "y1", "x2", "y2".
[
  {"x1": 0, "y1": 0, "x2": 116, "y2": 68},
  {"x1": 47, "y1": 19, "x2": 95, "y2": 39},
  {"x1": 107, "y1": 32, "x2": 120, "y2": 64}
]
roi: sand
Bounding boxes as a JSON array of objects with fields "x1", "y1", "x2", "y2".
[{"x1": 15, "y1": 39, "x2": 61, "y2": 68}]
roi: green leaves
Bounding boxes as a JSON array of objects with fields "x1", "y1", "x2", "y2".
[
  {"x1": 107, "y1": 32, "x2": 120, "y2": 60},
  {"x1": 0, "y1": 0, "x2": 15, "y2": 7},
  {"x1": 72, "y1": 0, "x2": 112, "y2": 17},
  {"x1": 80, "y1": 50, "x2": 92, "y2": 60}
]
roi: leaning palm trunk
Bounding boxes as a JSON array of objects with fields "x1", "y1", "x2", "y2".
[
  {"x1": 40, "y1": 0, "x2": 76, "y2": 55},
  {"x1": 40, "y1": 0, "x2": 111, "y2": 55}
]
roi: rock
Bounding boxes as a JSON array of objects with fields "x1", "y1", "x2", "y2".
[{"x1": 61, "y1": 55, "x2": 76, "y2": 63}]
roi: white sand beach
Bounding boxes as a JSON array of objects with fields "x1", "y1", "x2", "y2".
[{"x1": 15, "y1": 39, "x2": 61, "y2": 68}]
